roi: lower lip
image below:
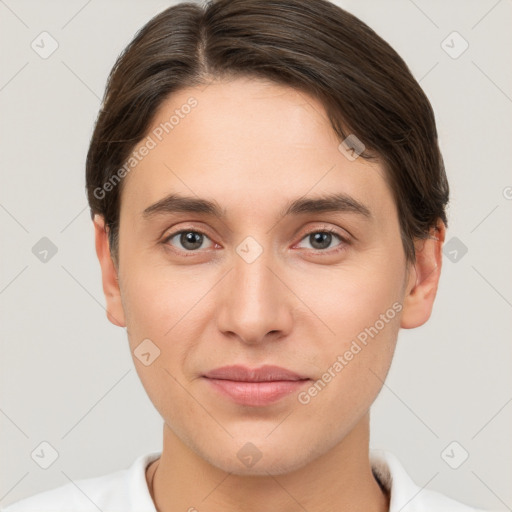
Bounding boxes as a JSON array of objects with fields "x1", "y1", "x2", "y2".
[{"x1": 204, "y1": 378, "x2": 310, "y2": 406}]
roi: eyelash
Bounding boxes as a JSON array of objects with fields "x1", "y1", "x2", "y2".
[{"x1": 161, "y1": 226, "x2": 349, "y2": 256}]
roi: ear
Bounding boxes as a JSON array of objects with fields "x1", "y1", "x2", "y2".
[
  {"x1": 93, "y1": 214, "x2": 126, "y2": 328},
  {"x1": 400, "y1": 220, "x2": 446, "y2": 329}
]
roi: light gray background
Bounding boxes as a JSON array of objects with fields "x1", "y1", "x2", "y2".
[{"x1": 1, "y1": 0, "x2": 511, "y2": 509}]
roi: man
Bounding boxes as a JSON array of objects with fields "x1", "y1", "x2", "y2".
[{"x1": 3, "y1": 0, "x2": 495, "y2": 510}]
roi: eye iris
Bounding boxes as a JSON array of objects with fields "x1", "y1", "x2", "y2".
[
  {"x1": 310, "y1": 232, "x2": 332, "y2": 250},
  {"x1": 180, "y1": 231, "x2": 203, "y2": 250}
]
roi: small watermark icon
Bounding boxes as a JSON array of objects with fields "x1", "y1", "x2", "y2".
[
  {"x1": 32, "y1": 237, "x2": 58, "y2": 263},
  {"x1": 31, "y1": 441, "x2": 59, "y2": 469},
  {"x1": 441, "y1": 31, "x2": 469, "y2": 59},
  {"x1": 31, "y1": 31, "x2": 59, "y2": 59},
  {"x1": 443, "y1": 236, "x2": 468, "y2": 263},
  {"x1": 235, "y1": 236, "x2": 264, "y2": 264},
  {"x1": 237, "y1": 442, "x2": 263, "y2": 468},
  {"x1": 338, "y1": 134, "x2": 366, "y2": 161},
  {"x1": 441, "y1": 441, "x2": 469, "y2": 469},
  {"x1": 133, "y1": 338, "x2": 161, "y2": 366}
]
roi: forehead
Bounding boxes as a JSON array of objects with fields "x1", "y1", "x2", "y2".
[{"x1": 119, "y1": 77, "x2": 395, "y2": 223}]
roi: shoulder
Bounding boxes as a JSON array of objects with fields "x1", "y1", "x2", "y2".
[
  {"x1": 1, "y1": 452, "x2": 160, "y2": 512},
  {"x1": 370, "y1": 449, "x2": 496, "y2": 512}
]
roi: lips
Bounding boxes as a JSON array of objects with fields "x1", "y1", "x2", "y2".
[
  {"x1": 204, "y1": 364, "x2": 309, "y2": 382},
  {"x1": 202, "y1": 365, "x2": 311, "y2": 406}
]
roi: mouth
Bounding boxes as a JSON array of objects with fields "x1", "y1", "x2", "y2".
[{"x1": 202, "y1": 365, "x2": 311, "y2": 406}]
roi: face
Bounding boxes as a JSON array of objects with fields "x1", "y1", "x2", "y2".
[{"x1": 96, "y1": 76, "x2": 439, "y2": 476}]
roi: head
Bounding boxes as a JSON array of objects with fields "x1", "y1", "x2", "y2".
[{"x1": 87, "y1": 0, "x2": 448, "y2": 475}]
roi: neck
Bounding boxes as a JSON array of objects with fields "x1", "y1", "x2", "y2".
[{"x1": 147, "y1": 414, "x2": 389, "y2": 512}]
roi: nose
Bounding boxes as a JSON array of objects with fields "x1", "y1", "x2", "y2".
[{"x1": 216, "y1": 245, "x2": 294, "y2": 346}]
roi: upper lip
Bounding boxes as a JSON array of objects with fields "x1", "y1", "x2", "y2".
[{"x1": 203, "y1": 365, "x2": 310, "y2": 382}]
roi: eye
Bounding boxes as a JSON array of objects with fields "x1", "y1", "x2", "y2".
[
  {"x1": 162, "y1": 227, "x2": 348, "y2": 255},
  {"x1": 163, "y1": 230, "x2": 215, "y2": 252},
  {"x1": 295, "y1": 228, "x2": 347, "y2": 252}
]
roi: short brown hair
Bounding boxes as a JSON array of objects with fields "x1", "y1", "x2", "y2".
[{"x1": 86, "y1": 0, "x2": 448, "y2": 264}]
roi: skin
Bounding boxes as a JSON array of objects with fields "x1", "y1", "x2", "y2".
[{"x1": 94, "y1": 76, "x2": 445, "y2": 512}]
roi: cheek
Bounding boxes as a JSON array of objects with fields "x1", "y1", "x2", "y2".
[
  {"x1": 294, "y1": 253, "x2": 404, "y2": 408},
  {"x1": 297, "y1": 251, "x2": 405, "y2": 342},
  {"x1": 298, "y1": 304, "x2": 400, "y2": 434},
  {"x1": 120, "y1": 255, "x2": 207, "y2": 342},
  {"x1": 119, "y1": 258, "x2": 220, "y2": 408},
  {"x1": 119, "y1": 262, "x2": 204, "y2": 420}
]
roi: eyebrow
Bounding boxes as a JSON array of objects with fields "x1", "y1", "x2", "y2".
[
  {"x1": 142, "y1": 192, "x2": 372, "y2": 221},
  {"x1": 280, "y1": 192, "x2": 371, "y2": 219}
]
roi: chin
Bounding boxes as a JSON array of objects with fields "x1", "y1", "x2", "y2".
[{"x1": 199, "y1": 436, "x2": 322, "y2": 477}]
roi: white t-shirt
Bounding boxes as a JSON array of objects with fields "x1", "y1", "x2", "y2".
[{"x1": 2, "y1": 450, "x2": 493, "y2": 512}]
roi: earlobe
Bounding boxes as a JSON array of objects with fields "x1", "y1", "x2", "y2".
[
  {"x1": 400, "y1": 221, "x2": 446, "y2": 329},
  {"x1": 93, "y1": 214, "x2": 126, "y2": 328}
]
